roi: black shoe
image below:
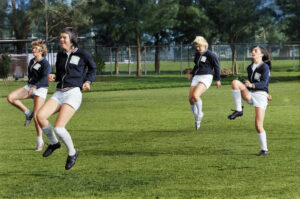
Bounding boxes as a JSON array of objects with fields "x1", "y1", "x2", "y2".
[
  {"x1": 228, "y1": 107, "x2": 243, "y2": 120},
  {"x1": 258, "y1": 150, "x2": 268, "y2": 156},
  {"x1": 43, "y1": 142, "x2": 61, "y2": 157},
  {"x1": 65, "y1": 150, "x2": 79, "y2": 170}
]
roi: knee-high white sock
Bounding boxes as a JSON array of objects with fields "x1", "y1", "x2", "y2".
[
  {"x1": 232, "y1": 90, "x2": 243, "y2": 111},
  {"x1": 190, "y1": 104, "x2": 198, "y2": 120},
  {"x1": 195, "y1": 100, "x2": 203, "y2": 119},
  {"x1": 42, "y1": 124, "x2": 58, "y2": 145},
  {"x1": 258, "y1": 131, "x2": 268, "y2": 151},
  {"x1": 54, "y1": 127, "x2": 76, "y2": 156},
  {"x1": 37, "y1": 135, "x2": 43, "y2": 145},
  {"x1": 24, "y1": 109, "x2": 32, "y2": 116}
]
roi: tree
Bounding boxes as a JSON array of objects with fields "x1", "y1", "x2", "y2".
[
  {"x1": 202, "y1": 0, "x2": 261, "y2": 74},
  {"x1": 174, "y1": 0, "x2": 210, "y2": 44},
  {"x1": 145, "y1": 0, "x2": 179, "y2": 74},
  {"x1": 87, "y1": 0, "x2": 135, "y2": 75},
  {"x1": 0, "y1": 1, "x2": 9, "y2": 38},
  {"x1": 29, "y1": 0, "x2": 92, "y2": 42},
  {"x1": 8, "y1": 0, "x2": 32, "y2": 53},
  {"x1": 276, "y1": 0, "x2": 300, "y2": 41},
  {"x1": 0, "y1": 54, "x2": 11, "y2": 86},
  {"x1": 88, "y1": 0, "x2": 154, "y2": 77}
]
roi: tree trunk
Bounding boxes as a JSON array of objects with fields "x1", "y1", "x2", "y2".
[
  {"x1": 115, "y1": 45, "x2": 119, "y2": 75},
  {"x1": 45, "y1": 0, "x2": 49, "y2": 42},
  {"x1": 230, "y1": 43, "x2": 237, "y2": 75},
  {"x1": 136, "y1": 32, "x2": 142, "y2": 77},
  {"x1": 155, "y1": 46, "x2": 160, "y2": 73}
]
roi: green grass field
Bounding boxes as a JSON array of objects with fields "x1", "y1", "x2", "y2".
[{"x1": 0, "y1": 72, "x2": 300, "y2": 198}]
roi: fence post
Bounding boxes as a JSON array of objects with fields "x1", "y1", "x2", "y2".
[
  {"x1": 144, "y1": 46, "x2": 147, "y2": 75},
  {"x1": 180, "y1": 43, "x2": 183, "y2": 76},
  {"x1": 110, "y1": 47, "x2": 113, "y2": 75},
  {"x1": 128, "y1": 45, "x2": 131, "y2": 75}
]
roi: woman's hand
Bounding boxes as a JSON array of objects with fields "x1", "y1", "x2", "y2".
[
  {"x1": 188, "y1": 74, "x2": 193, "y2": 81},
  {"x1": 28, "y1": 87, "x2": 35, "y2": 97},
  {"x1": 244, "y1": 80, "x2": 252, "y2": 88},
  {"x1": 48, "y1": 74, "x2": 56, "y2": 82},
  {"x1": 216, "y1": 81, "x2": 221, "y2": 88},
  {"x1": 267, "y1": 94, "x2": 272, "y2": 101},
  {"x1": 82, "y1": 82, "x2": 91, "y2": 91}
]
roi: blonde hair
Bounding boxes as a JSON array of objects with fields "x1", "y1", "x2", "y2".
[
  {"x1": 193, "y1": 36, "x2": 208, "y2": 50},
  {"x1": 31, "y1": 40, "x2": 47, "y2": 57}
]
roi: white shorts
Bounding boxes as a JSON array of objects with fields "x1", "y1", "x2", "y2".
[
  {"x1": 191, "y1": 74, "x2": 213, "y2": 89},
  {"x1": 247, "y1": 91, "x2": 268, "y2": 109},
  {"x1": 24, "y1": 85, "x2": 48, "y2": 99},
  {"x1": 51, "y1": 87, "x2": 82, "y2": 111}
]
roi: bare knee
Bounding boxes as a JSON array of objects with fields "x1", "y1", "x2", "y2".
[
  {"x1": 255, "y1": 123, "x2": 264, "y2": 133},
  {"x1": 7, "y1": 94, "x2": 14, "y2": 104},
  {"x1": 231, "y1": 80, "x2": 241, "y2": 90},
  {"x1": 37, "y1": 110, "x2": 48, "y2": 126}
]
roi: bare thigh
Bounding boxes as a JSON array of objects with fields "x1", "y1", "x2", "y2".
[
  {"x1": 54, "y1": 104, "x2": 76, "y2": 127},
  {"x1": 8, "y1": 87, "x2": 30, "y2": 101},
  {"x1": 37, "y1": 99, "x2": 61, "y2": 127},
  {"x1": 232, "y1": 80, "x2": 252, "y2": 102}
]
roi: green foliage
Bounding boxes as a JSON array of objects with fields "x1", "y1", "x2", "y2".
[
  {"x1": 276, "y1": 0, "x2": 300, "y2": 41},
  {"x1": 0, "y1": 54, "x2": 11, "y2": 78},
  {"x1": 92, "y1": 55, "x2": 105, "y2": 74}
]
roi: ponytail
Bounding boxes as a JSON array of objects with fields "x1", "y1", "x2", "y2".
[{"x1": 257, "y1": 46, "x2": 272, "y2": 71}]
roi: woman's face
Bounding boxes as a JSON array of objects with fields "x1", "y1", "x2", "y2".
[
  {"x1": 60, "y1": 33, "x2": 72, "y2": 51},
  {"x1": 196, "y1": 45, "x2": 206, "y2": 53},
  {"x1": 32, "y1": 46, "x2": 42, "y2": 58},
  {"x1": 251, "y1": 47, "x2": 264, "y2": 62}
]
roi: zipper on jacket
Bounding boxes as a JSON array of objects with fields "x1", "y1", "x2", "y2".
[
  {"x1": 61, "y1": 53, "x2": 71, "y2": 89},
  {"x1": 194, "y1": 53, "x2": 202, "y2": 75}
]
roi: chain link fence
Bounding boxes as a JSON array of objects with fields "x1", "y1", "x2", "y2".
[{"x1": 1, "y1": 39, "x2": 299, "y2": 77}]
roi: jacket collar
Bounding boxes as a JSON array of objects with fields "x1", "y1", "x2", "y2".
[{"x1": 63, "y1": 47, "x2": 78, "y2": 54}]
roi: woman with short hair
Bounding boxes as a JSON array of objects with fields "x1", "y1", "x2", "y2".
[
  {"x1": 37, "y1": 27, "x2": 97, "y2": 170},
  {"x1": 7, "y1": 40, "x2": 50, "y2": 151},
  {"x1": 188, "y1": 36, "x2": 221, "y2": 130}
]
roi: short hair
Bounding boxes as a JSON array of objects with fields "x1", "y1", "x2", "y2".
[
  {"x1": 31, "y1": 40, "x2": 47, "y2": 57},
  {"x1": 60, "y1": 27, "x2": 78, "y2": 47},
  {"x1": 193, "y1": 36, "x2": 208, "y2": 50}
]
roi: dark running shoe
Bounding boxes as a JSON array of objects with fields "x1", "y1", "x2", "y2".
[
  {"x1": 65, "y1": 150, "x2": 79, "y2": 170},
  {"x1": 43, "y1": 142, "x2": 61, "y2": 157},
  {"x1": 24, "y1": 111, "x2": 34, "y2": 126},
  {"x1": 258, "y1": 150, "x2": 268, "y2": 156},
  {"x1": 228, "y1": 107, "x2": 243, "y2": 120}
]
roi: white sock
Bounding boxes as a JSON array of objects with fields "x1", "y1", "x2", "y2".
[
  {"x1": 54, "y1": 127, "x2": 76, "y2": 156},
  {"x1": 190, "y1": 104, "x2": 198, "y2": 120},
  {"x1": 258, "y1": 131, "x2": 268, "y2": 151},
  {"x1": 195, "y1": 100, "x2": 203, "y2": 119},
  {"x1": 25, "y1": 109, "x2": 32, "y2": 116},
  {"x1": 37, "y1": 136, "x2": 43, "y2": 145},
  {"x1": 232, "y1": 90, "x2": 242, "y2": 111},
  {"x1": 42, "y1": 124, "x2": 58, "y2": 145}
]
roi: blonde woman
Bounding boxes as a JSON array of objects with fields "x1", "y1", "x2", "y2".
[
  {"x1": 37, "y1": 27, "x2": 97, "y2": 170},
  {"x1": 7, "y1": 40, "x2": 50, "y2": 151},
  {"x1": 228, "y1": 46, "x2": 271, "y2": 156},
  {"x1": 188, "y1": 36, "x2": 221, "y2": 130}
]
